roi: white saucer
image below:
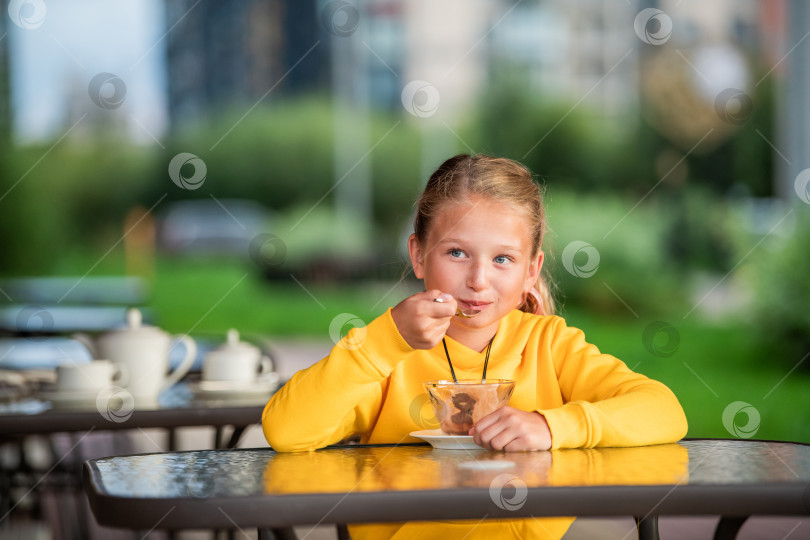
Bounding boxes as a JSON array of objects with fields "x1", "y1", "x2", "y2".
[
  {"x1": 410, "y1": 429, "x2": 483, "y2": 450},
  {"x1": 37, "y1": 388, "x2": 100, "y2": 405},
  {"x1": 188, "y1": 376, "x2": 279, "y2": 401}
]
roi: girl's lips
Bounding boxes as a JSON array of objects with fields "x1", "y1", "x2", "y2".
[{"x1": 459, "y1": 301, "x2": 491, "y2": 310}]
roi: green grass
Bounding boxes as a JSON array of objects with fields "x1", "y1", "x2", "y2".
[
  {"x1": 149, "y1": 257, "x2": 414, "y2": 337},
  {"x1": 563, "y1": 308, "x2": 810, "y2": 444}
]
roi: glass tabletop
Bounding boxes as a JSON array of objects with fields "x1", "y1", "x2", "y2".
[
  {"x1": 89, "y1": 439, "x2": 810, "y2": 498},
  {"x1": 84, "y1": 439, "x2": 810, "y2": 531}
]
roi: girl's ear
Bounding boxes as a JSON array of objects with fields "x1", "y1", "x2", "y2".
[
  {"x1": 408, "y1": 234, "x2": 425, "y2": 279},
  {"x1": 524, "y1": 250, "x2": 544, "y2": 290}
]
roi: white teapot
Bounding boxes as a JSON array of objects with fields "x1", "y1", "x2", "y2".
[
  {"x1": 202, "y1": 329, "x2": 273, "y2": 384},
  {"x1": 74, "y1": 308, "x2": 196, "y2": 399}
]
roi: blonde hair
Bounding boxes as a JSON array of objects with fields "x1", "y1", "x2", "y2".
[{"x1": 414, "y1": 154, "x2": 555, "y2": 316}]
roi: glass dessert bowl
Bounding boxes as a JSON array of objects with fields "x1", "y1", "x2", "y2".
[{"x1": 424, "y1": 379, "x2": 515, "y2": 435}]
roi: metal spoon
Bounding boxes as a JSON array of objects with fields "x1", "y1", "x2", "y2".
[{"x1": 433, "y1": 296, "x2": 481, "y2": 318}]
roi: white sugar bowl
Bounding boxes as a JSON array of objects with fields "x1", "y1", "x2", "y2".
[{"x1": 202, "y1": 329, "x2": 273, "y2": 384}]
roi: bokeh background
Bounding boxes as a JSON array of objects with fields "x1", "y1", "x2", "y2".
[{"x1": 1, "y1": 0, "x2": 809, "y2": 442}]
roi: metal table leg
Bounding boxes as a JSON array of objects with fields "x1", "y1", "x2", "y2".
[
  {"x1": 224, "y1": 426, "x2": 246, "y2": 449},
  {"x1": 258, "y1": 528, "x2": 297, "y2": 540},
  {"x1": 168, "y1": 428, "x2": 178, "y2": 451},
  {"x1": 635, "y1": 515, "x2": 660, "y2": 540},
  {"x1": 714, "y1": 516, "x2": 748, "y2": 540}
]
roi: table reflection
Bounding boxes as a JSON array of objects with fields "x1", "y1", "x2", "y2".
[{"x1": 261, "y1": 443, "x2": 689, "y2": 494}]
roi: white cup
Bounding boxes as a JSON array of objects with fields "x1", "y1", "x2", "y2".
[
  {"x1": 202, "y1": 329, "x2": 272, "y2": 384},
  {"x1": 56, "y1": 360, "x2": 124, "y2": 393}
]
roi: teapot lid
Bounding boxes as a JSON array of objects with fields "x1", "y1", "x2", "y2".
[
  {"x1": 107, "y1": 308, "x2": 167, "y2": 338},
  {"x1": 212, "y1": 329, "x2": 259, "y2": 355}
]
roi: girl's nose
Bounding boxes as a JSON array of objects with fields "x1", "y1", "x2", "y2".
[{"x1": 467, "y1": 261, "x2": 489, "y2": 290}]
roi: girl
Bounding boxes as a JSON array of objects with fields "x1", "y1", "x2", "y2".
[{"x1": 262, "y1": 154, "x2": 688, "y2": 539}]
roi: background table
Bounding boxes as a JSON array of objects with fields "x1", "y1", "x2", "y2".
[
  {"x1": 83, "y1": 438, "x2": 810, "y2": 540},
  {"x1": 0, "y1": 380, "x2": 268, "y2": 448},
  {"x1": 1, "y1": 381, "x2": 270, "y2": 540}
]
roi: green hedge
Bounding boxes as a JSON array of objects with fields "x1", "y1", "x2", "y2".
[{"x1": 743, "y1": 204, "x2": 810, "y2": 367}]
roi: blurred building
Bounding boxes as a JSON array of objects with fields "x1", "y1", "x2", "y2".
[
  {"x1": 490, "y1": 0, "x2": 639, "y2": 122},
  {"x1": 159, "y1": 0, "x2": 652, "y2": 129},
  {"x1": 365, "y1": 0, "x2": 638, "y2": 122},
  {"x1": 165, "y1": 0, "x2": 329, "y2": 129},
  {"x1": 164, "y1": 0, "x2": 493, "y2": 128},
  {"x1": 161, "y1": 0, "x2": 797, "y2": 197}
]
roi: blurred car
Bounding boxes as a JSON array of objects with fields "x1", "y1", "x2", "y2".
[{"x1": 157, "y1": 198, "x2": 274, "y2": 256}]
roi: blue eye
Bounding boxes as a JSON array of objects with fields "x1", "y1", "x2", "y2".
[
  {"x1": 494, "y1": 255, "x2": 512, "y2": 264},
  {"x1": 449, "y1": 249, "x2": 464, "y2": 258}
]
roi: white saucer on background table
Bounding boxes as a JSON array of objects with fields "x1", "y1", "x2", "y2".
[
  {"x1": 37, "y1": 388, "x2": 100, "y2": 406},
  {"x1": 410, "y1": 429, "x2": 483, "y2": 450},
  {"x1": 188, "y1": 374, "x2": 280, "y2": 401}
]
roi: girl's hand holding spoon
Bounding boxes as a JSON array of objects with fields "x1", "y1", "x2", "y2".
[{"x1": 391, "y1": 291, "x2": 458, "y2": 349}]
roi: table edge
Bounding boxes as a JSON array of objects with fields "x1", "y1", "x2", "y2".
[{"x1": 83, "y1": 465, "x2": 810, "y2": 530}]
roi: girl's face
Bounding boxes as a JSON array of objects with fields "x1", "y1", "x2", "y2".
[{"x1": 409, "y1": 196, "x2": 543, "y2": 333}]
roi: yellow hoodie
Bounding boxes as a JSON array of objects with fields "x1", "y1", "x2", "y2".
[{"x1": 262, "y1": 309, "x2": 688, "y2": 538}]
